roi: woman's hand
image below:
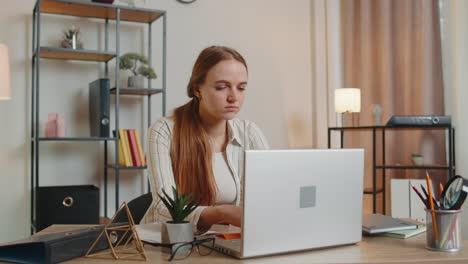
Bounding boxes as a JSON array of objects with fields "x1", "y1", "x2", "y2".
[
  {"x1": 217, "y1": 204, "x2": 242, "y2": 227},
  {"x1": 197, "y1": 205, "x2": 242, "y2": 231}
]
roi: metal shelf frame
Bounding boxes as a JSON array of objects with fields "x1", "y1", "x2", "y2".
[
  {"x1": 328, "y1": 125, "x2": 455, "y2": 215},
  {"x1": 30, "y1": 0, "x2": 166, "y2": 233}
]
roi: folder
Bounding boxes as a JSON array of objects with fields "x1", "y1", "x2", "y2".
[{"x1": 0, "y1": 226, "x2": 108, "y2": 264}]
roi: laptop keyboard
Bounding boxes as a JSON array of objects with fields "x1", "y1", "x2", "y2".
[{"x1": 214, "y1": 238, "x2": 241, "y2": 255}]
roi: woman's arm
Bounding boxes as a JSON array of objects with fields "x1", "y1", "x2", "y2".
[
  {"x1": 144, "y1": 119, "x2": 208, "y2": 233},
  {"x1": 197, "y1": 204, "x2": 242, "y2": 230}
]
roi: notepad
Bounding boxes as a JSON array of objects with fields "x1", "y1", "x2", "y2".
[
  {"x1": 362, "y1": 214, "x2": 418, "y2": 234},
  {"x1": 378, "y1": 224, "x2": 426, "y2": 239}
]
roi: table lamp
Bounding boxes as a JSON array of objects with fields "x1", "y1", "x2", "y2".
[
  {"x1": 0, "y1": 43, "x2": 11, "y2": 100},
  {"x1": 334, "y1": 88, "x2": 360, "y2": 126}
]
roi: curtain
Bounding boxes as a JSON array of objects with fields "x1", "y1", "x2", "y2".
[{"x1": 340, "y1": 0, "x2": 446, "y2": 214}]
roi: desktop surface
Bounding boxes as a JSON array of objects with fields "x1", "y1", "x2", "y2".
[{"x1": 32, "y1": 225, "x2": 468, "y2": 264}]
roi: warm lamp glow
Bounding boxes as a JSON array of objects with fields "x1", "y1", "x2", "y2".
[
  {"x1": 0, "y1": 43, "x2": 11, "y2": 100},
  {"x1": 335, "y1": 88, "x2": 360, "y2": 113}
]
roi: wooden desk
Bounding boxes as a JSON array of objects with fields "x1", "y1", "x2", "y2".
[{"x1": 40, "y1": 225, "x2": 468, "y2": 264}]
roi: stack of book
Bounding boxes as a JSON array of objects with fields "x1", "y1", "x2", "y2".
[
  {"x1": 362, "y1": 214, "x2": 426, "y2": 239},
  {"x1": 113, "y1": 129, "x2": 146, "y2": 167}
]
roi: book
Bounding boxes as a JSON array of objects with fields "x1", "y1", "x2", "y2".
[
  {"x1": 119, "y1": 129, "x2": 133, "y2": 166},
  {"x1": 113, "y1": 130, "x2": 125, "y2": 166},
  {"x1": 378, "y1": 224, "x2": 426, "y2": 239},
  {"x1": 362, "y1": 214, "x2": 418, "y2": 234},
  {"x1": 127, "y1": 129, "x2": 142, "y2": 167},
  {"x1": 133, "y1": 129, "x2": 146, "y2": 166}
]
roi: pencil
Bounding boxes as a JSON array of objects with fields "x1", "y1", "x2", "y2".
[
  {"x1": 426, "y1": 171, "x2": 439, "y2": 242},
  {"x1": 440, "y1": 182, "x2": 444, "y2": 194}
]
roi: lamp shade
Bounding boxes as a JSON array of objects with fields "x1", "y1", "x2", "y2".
[
  {"x1": 334, "y1": 88, "x2": 360, "y2": 113},
  {"x1": 0, "y1": 43, "x2": 11, "y2": 100}
]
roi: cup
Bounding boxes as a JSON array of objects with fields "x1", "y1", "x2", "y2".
[{"x1": 425, "y1": 209, "x2": 462, "y2": 252}]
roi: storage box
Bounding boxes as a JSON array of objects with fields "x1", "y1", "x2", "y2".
[{"x1": 36, "y1": 185, "x2": 99, "y2": 231}]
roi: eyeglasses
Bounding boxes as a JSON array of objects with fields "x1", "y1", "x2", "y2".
[{"x1": 144, "y1": 237, "x2": 215, "y2": 261}]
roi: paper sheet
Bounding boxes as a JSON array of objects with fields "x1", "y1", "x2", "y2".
[
  {"x1": 135, "y1": 222, "x2": 162, "y2": 244},
  {"x1": 135, "y1": 223, "x2": 241, "y2": 244}
]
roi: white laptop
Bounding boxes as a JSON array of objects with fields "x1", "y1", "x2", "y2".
[{"x1": 213, "y1": 149, "x2": 364, "y2": 259}]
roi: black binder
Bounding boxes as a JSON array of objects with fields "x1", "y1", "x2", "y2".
[
  {"x1": 0, "y1": 226, "x2": 108, "y2": 264},
  {"x1": 89, "y1": 78, "x2": 110, "y2": 137},
  {"x1": 0, "y1": 193, "x2": 153, "y2": 264}
]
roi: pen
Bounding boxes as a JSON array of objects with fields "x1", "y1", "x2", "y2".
[
  {"x1": 420, "y1": 184, "x2": 439, "y2": 209},
  {"x1": 426, "y1": 171, "x2": 439, "y2": 242},
  {"x1": 411, "y1": 185, "x2": 429, "y2": 208}
]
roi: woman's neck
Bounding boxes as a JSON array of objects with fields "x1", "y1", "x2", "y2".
[
  {"x1": 200, "y1": 116, "x2": 228, "y2": 152},
  {"x1": 202, "y1": 118, "x2": 227, "y2": 138}
]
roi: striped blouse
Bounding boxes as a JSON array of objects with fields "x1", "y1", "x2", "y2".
[{"x1": 141, "y1": 117, "x2": 270, "y2": 233}]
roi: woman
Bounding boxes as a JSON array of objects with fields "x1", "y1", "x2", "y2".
[{"x1": 142, "y1": 46, "x2": 269, "y2": 233}]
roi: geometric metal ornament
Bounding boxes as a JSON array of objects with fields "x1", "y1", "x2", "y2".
[{"x1": 86, "y1": 202, "x2": 147, "y2": 261}]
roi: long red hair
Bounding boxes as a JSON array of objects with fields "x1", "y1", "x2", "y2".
[{"x1": 171, "y1": 46, "x2": 247, "y2": 205}]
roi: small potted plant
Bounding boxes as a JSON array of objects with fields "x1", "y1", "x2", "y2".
[
  {"x1": 158, "y1": 186, "x2": 199, "y2": 247},
  {"x1": 119, "y1": 52, "x2": 157, "y2": 88},
  {"x1": 60, "y1": 26, "x2": 83, "y2": 50},
  {"x1": 411, "y1": 154, "x2": 424, "y2": 166}
]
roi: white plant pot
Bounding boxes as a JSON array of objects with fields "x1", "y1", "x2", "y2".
[
  {"x1": 128, "y1": 75, "x2": 145, "y2": 88},
  {"x1": 412, "y1": 155, "x2": 424, "y2": 165},
  {"x1": 161, "y1": 221, "x2": 194, "y2": 253}
]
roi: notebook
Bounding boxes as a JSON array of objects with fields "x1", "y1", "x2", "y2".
[
  {"x1": 362, "y1": 214, "x2": 417, "y2": 234},
  {"x1": 378, "y1": 225, "x2": 426, "y2": 239}
]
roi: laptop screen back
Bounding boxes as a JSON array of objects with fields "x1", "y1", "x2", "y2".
[{"x1": 241, "y1": 149, "x2": 364, "y2": 258}]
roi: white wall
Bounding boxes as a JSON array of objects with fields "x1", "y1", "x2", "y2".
[
  {"x1": 0, "y1": 0, "x2": 312, "y2": 242},
  {"x1": 441, "y1": 0, "x2": 468, "y2": 238}
]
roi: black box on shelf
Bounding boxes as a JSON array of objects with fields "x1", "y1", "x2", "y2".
[
  {"x1": 89, "y1": 78, "x2": 110, "y2": 137},
  {"x1": 35, "y1": 185, "x2": 99, "y2": 232},
  {"x1": 386, "y1": 115, "x2": 451, "y2": 127}
]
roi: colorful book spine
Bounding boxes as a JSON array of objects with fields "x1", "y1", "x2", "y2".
[
  {"x1": 119, "y1": 129, "x2": 133, "y2": 167},
  {"x1": 112, "y1": 130, "x2": 125, "y2": 166},
  {"x1": 127, "y1": 129, "x2": 141, "y2": 167},
  {"x1": 133, "y1": 129, "x2": 146, "y2": 166}
]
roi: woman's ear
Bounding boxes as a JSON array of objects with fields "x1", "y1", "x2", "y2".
[{"x1": 194, "y1": 89, "x2": 201, "y2": 100}]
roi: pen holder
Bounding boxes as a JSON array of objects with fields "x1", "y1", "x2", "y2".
[{"x1": 425, "y1": 209, "x2": 462, "y2": 252}]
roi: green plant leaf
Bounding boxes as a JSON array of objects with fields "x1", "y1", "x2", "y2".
[
  {"x1": 158, "y1": 186, "x2": 200, "y2": 223},
  {"x1": 171, "y1": 186, "x2": 178, "y2": 202},
  {"x1": 158, "y1": 193, "x2": 177, "y2": 220},
  {"x1": 139, "y1": 56, "x2": 149, "y2": 64},
  {"x1": 138, "y1": 66, "x2": 157, "y2": 79},
  {"x1": 119, "y1": 52, "x2": 156, "y2": 78},
  {"x1": 162, "y1": 188, "x2": 176, "y2": 208},
  {"x1": 179, "y1": 198, "x2": 199, "y2": 220}
]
